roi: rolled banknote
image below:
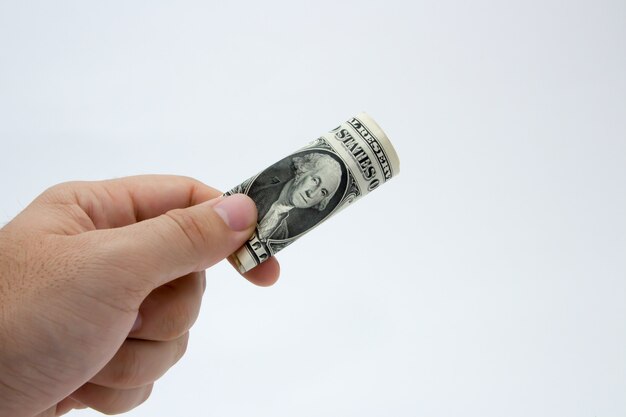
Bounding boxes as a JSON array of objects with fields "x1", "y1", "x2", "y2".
[{"x1": 225, "y1": 112, "x2": 400, "y2": 273}]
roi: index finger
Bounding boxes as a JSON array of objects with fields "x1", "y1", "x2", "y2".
[{"x1": 79, "y1": 174, "x2": 222, "y2": 228}]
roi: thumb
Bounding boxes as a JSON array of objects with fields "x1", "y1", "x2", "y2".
[{"x1": 86, "y1": 193, "x2": 257, "y2": 290}]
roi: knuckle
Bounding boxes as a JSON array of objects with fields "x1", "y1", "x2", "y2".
[
  {"x1": 178, "y1": 175, "x2": 203, "y2": 187},
  {"x1": 173, "y1": 332, "x2": 190, "y2": 363},
  {"x1": 138, "y1": 383, "x2": 154, "y2": 408},
  {"x1": 159, "y1": 301, "x2": 193, "y2": 340},
  {"x1": 38, "y1": 181, "x2": 83, "y2": 202},
  {"x1": 174, "y1": 175, "x2": 218, "y2": 197},
  {"x1": 86, "y1": 386, "x2": 123, "y2": 415},
  {"x1": 97, "y1": 384, "x2": 151, "y2": 415},
  {"x1": 164, "y1": 209, "x2": 209, "y2": 251},
  {"x1": 110, "y1": 344, "x2": 144, "y2": 388},
  {"x1": 98, "y1": 390, "x2": 127, "y2": 415}
]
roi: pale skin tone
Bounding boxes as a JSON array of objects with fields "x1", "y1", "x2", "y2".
[{"x1": 0, "y1": 175, "x2": 280, "y2": 417}]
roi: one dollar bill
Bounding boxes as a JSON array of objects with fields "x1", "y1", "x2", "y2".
[{"x1": 226, "y1": 112, "x2": 400, "y2": 273}]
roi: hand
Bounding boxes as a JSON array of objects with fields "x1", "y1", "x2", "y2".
[{"x1": 0, "y1": 175, "x2": 280, "y2": 417}]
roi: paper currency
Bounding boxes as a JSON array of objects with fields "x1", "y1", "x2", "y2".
[{"x1": 226, "y1": 112, "x2": 400, "y2": 273}]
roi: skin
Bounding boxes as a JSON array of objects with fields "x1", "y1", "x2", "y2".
[
  {"x1": 0, "y1": 175, "x2": 280, "y2": 417},
  {"x1": 288, "y1": 167, "x2": 341, "y2": 209}
]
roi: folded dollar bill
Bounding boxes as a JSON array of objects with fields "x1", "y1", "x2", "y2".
[{"x1": 226, "y1": 113, "x2": 400, "y2": 273}]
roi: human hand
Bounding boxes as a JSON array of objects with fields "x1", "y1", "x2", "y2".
[{"x1": 0, "y1": 175, "x2": 279, "y2": 417}]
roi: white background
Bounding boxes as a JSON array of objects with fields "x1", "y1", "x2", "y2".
[{"x1": 1, "y1": 1, "x2": 625, "y2": 416}]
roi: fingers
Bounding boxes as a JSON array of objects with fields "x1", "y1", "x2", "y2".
[
  {"x1": 88, "y1": 333, "x2": 189, "y2": 389},
  {"x1": 54, "y1": 398, "x2": 86, "y2": 416},
  {"x1": 130, "y1": 272, "x2": 204, "y2": 341},
  {"x1": 69, "y1": 382, "x2": 153, "y2": 415},
  {"x1": 72, "y1": 332, "x2": 187, "y2": 413},
  {"x1": 234, "y1": 255, "x2": 281, "y2": 287},
  {"x1": 84, "y1": 193, "x2": 258, "y2": 290},
  {"x1": 32, "y1": 175, "x2": 222, "y2": 230}
]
